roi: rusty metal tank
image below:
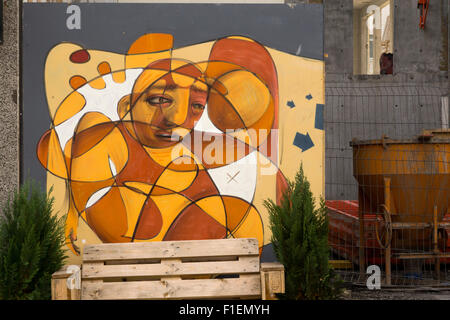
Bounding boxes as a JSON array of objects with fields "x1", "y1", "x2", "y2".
[{"x1": 351, "y1": 129, "x2": 450, "y2": 251}]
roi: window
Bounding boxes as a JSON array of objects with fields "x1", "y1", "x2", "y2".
[{"x1": 353, "y1": 0, "x2": 394, "y2": 75}]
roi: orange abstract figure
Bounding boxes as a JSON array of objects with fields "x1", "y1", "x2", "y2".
[{"x1": 37, "y1": 34, "x2": 288, "y2": 255}]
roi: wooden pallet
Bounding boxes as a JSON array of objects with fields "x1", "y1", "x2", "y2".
[{"x1": 81, "y1": 238, "x2": 263, "y2": 300}]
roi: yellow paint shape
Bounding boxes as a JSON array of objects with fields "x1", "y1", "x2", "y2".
[
  {"x1": 118, "y1": 187, "x2": 149, "y2": 238},
  {"x1": 231, "y1": 206, "x2": 263, "y2": 248},
  {"x1": 112, "y1": 70, "x2": 126, "y2": 84},
  {"x1": 70, "y1": 127, "x2": 128, "y2": 182},
  {"x1": 53, "y1": 91, "x2": 86, "y2": 126},
  {"x1": 45, "y1": 43, "x2": 124, "y2": 119},
  {"x1": 269, "y1": 48, "x2": 325, "y2": 200},
  {"x1": 74, "y1": 112, "x2": 112, "y2": 135},
  {"x1": 156, "y1": 167, "x2": 197, "y2": 193},
  {"x1": 127, "y1": 33, "x2": 173, "y2": 55},
  {"x1": 125, "y1": 51, "x2": 172, "y2": 70},
  {"x1": 253, "y1": 152, "x2": 278, "y2": 245},
  {"x1": 89, "y1": 77, "x2": 106, "y2": 90},
  {"x1": 149, "y1": 193, "x2": 192, "y2": 241},
  {"x1": 172, "y1": 41, "x2": 214, "y2": 66},
  {"x1": 123, "y1": 181, "x2": 153, "y2": 195},
  {"x1": 218, "y1": 70, "x2": 271, "y2": 128},
  {"x1": 195, "y1": 196, "x2": 227, "y2": 227},
  {"x1": 227, "y1": 36, "x2": 256, "y2": 42},
  {"x1": 46, "y1": 130, "x2": 68, "y2": 179}
]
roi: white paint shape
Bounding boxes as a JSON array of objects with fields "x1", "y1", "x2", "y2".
[
  {"x1": 85, "y1": 186, "x2": 112, "y2": 209},
  {"x1": 108, "y1": 156, "x2": 117, "y2": 176},
  {"x1": 193, "y1": 103, "x2": 223, "y2": 134},
  {"x1": 54, "y1": 68, "x2": 143, "y2": 151},
  {"x1": 207, "y1": 151, "x2": 257, "y2": 203}
]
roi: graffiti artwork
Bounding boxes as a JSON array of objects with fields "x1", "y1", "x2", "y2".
[{"x1": 24, "y1": 4, "x2": 324, "y2": 262}]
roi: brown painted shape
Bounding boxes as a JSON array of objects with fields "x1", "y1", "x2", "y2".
[
  {"x1": 70, "y1": 49, "x2": 90, "y2": 63},
  {"x1": 207, "y1": 89, "x2": 246, "y2": 131},
  {"x1": 97, "y1": 61, "x2": 112, "y2": 75},
  {"x1": 207, "y1": 37, "x2": 279, "y2": 129},
  {"x1": 70, "y1": 179, "x2": 114, "y2": 214},
  {"x1": 276, "y1": 169, "x2": 289, "y2": 206},
  {"x1": 221, "y1": 196, "x2": 252, "y2": 232},
  {"x1": 181, "y1": 169, "x2": 219, "y2": 201},
  {"x1": 71, "y1": 122, "x2": 116, "y2": 158},
  {"x1": 69, "y1": 75, "x2": 87, "y2": 90},
  {"x1": 115, "y1": 123, "x2": 165, "y2": 185},
  {"x1": 164, "y1": 202, "x2": 226, "y2": 241},
  {"x1": 36, "y1": 129, "x2": 51, "y2": 169},
  {"x1": 133, "y1": 196, "x2": 163, "y2": 240},
  {"x1": 85, "y1": 187, "x2": 130, "y2": 243}
]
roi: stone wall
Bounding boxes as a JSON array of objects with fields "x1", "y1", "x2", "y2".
[{"x1": 0, "y1": 0, "x2": 19, "y2": 208}]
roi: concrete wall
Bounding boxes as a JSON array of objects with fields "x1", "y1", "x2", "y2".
[
  {"x1": 0, "y1": 0, "x2": 19, "y2": 208},
  {"x1": 324, "y1": 0, "x2": 449, "y2": 200}
]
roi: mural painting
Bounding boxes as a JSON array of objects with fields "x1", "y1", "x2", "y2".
[{"x1": 25, "y1": 5, "x2": 324, "y2": 263}]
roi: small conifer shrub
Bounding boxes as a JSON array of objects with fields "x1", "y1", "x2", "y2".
[
  {"x1": 264, "y1": 164, "x2": 342, "y2": 300},
  {"x1": 0, "y1": 180, "x2": 67, "y2": 300}
]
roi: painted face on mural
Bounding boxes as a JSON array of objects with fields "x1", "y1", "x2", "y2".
[
  {"x1": 119, "y1": 59, "x2": 209, "y2": 148},
  {"x1": 37, "y1": 33, "x2": 324, "y2": 258},
  {"x1": 131, "y1": 78, "x2": 207, "y2": 148}
]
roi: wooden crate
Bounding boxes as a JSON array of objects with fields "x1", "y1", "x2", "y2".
[
  {"x1": 260, "y1": 262, "x2": 285, "y2": 300},
  {"x1": 51, "y1": 265, "x2": 81, "y2": 300},
  {"x1": 81, "y1": 238, "x2": 262, "y2": 300}
]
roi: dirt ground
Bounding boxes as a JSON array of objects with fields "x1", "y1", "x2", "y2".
[{"x1": 341, "y1": 286, "x2": 450, "y2": 300}]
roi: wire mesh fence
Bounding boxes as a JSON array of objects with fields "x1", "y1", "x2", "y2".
[{"x1": 325, "y1": 84, "x2": 449, "y2": 287}]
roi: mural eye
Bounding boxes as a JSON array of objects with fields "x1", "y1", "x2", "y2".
[
  {"x1": 147, "y1": 96, "x2": 172, "y2": 107},
  {"x1": 192, "y1": 103, "x2": 205, "y2": 113}
]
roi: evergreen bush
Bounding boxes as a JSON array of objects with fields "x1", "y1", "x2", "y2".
[
  {"x1": 264, "y1": 164, "x2": 342, "y2": 300},
  {"x1": 0, "y1": 180, "x2": 67, "y2": 300}
]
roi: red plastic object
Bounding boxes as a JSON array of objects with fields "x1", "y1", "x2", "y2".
[
  {"x1": 418, "y1": 0, "x2": 430, "y2": 29},
  {"x1": 327, "y1": 200, "x2": 450, "y2": 265}
]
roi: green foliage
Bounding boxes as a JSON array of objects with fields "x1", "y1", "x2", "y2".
[
  {"x1": 0, "y1": 180, "x2": 67, "y2": 300},
  {"x1": 264, "y1": 164, "x2": 342, "y2": 300}
]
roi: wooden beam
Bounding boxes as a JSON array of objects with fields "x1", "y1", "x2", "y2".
[
  {"x1": 83, "y1": 238, "x2": 259, "y2": 262},
  {"x1": 82, "y1": 256, "x2": 260, "y2": 280},
  {"x1": 82, "y1": 276, "x2": 261, "y2": 300}
]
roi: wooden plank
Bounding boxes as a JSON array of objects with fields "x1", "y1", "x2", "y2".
[
  {"x1": 260, "y1": 263, "x2": 284, "y2": 300},
  {"x1": 260, "y1": 262, "x2": 284, "y2": 272},
  {"x1": 51, "y1": 277, "x2": 69, "y2": 300},
  {"x1": 51, "y1": 265, "x2": 82, "y2": 300},
  {"x1": 83, "y1": 238, "x2": 259, "y2": 262},
  {"x1": 81, "y1": 276, "x2": 261, "y2": 300},
  {"x1": 161, "y1": 258, "x2": 182, "y2": 280},
  {"x1": 82, "y1": 256, "x2": 260, "y2": 280}
]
